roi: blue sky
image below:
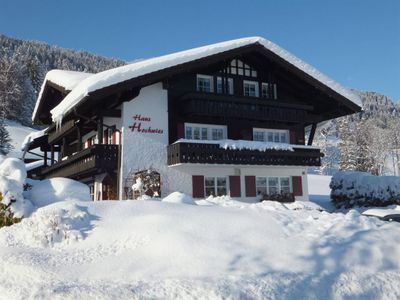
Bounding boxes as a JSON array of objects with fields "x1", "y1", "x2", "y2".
[{"x1": 1, "y1": 0, "x2": 399, "y2": 100}]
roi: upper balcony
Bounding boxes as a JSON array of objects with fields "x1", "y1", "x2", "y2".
[
  {"x1": 167, "y1": 139, "x2": 322, "y2": 167},
  {"x1": 178, "y1": 92, "x2": 315, "y2": 123},
  {"x1": 39, "y1": 144, "x2": 119, "y2": 179}
]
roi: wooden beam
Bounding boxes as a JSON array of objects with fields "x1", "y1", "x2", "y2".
[
  {"x1": 102, "y1": 109, "x2": 121, "y2": 118},
  {"x1": 308, "y1": 123, "x2": 317, "y2": 146},
  {"x1": 97, "y1": 115, "x2": 103, "y2": 144}
]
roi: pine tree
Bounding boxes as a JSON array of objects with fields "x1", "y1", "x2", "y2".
[{"x1": 0, "y1": 117, "x2": 12, "y2": 155}]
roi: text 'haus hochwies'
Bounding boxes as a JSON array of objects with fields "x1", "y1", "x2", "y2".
[{"x1": 26, "y1": 37, "x2": 361, "y2": 201}]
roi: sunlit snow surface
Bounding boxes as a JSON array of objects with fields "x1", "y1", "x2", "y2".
[{"x1": 0, "y1": 175, "x2": 399, "y2": 299}]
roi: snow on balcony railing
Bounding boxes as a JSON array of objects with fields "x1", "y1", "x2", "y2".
[{"x1": 173, "y1": 139, "x2": 320, "y2": 152}]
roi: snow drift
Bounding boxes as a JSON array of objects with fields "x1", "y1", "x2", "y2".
[
  {"x1": 25, "y1": 177, "x2": 91, "y2": 208},
  {"x1": 0, "y1": 197, "x2": 399, "y2": 299}
]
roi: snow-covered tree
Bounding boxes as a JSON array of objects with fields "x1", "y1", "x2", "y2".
[
  {"x1": 0, "y1": 117, "x2": 12, "y2": 155},
  {"x1": 339, "y1": 117, "x2": 358, "y2": 171}
]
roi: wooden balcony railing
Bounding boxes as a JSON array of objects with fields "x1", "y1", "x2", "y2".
[
  {"x1": 167, "y1": 141, "x2": 322, "y2": 167},
  {"x1": 40, "y1": 144, "x2": 119, "y2": 179},
  {"x1": 179, "y1": 92, "x2": 314, "y2": 123},
  {"x1": 48, "y1": 119, "x2": 76, "y2": 144}
]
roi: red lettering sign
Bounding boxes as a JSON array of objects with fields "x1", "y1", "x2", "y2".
[{"x1": 129, "y1": 115, "x2": 163, "y2": 134}]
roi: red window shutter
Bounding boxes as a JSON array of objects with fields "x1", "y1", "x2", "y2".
[
  {"x1": 177, "y1": 123, "x2": 185, "y2": 139},
  {"x1": 229, "y1": 176, "x2": 241, "y2": 197},
  {"x1": 292, "y1": 176, "x2": 303, "y2": 196},
  {"x1": 290, "y1": 130, "x2": 296, "y2": 144},
  {"x1": 245, "y1": 176, "x2": 256, "y2": 197},
  {"x1": 192, "y1": 175, "x2": 204, "y2": 198}
]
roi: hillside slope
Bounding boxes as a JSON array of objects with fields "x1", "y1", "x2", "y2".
[{"x1": 0, "y1": 34, "x2": 125, "y2": 125}]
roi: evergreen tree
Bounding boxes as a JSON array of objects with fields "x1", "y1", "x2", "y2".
[{"x1": 0, "y1": 117, "x2": 12, "y2": 155}]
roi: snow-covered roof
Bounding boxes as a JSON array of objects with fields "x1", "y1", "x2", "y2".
[
  {"x1": 34, "y1": 37, "x2": 362, "y2": 124},
  {"x1": 32, "y1": 70, "x2": 93, "y2": 122}
]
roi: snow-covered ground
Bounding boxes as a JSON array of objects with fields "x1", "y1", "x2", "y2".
[{"x1": 0, "y1": 173, "x2": 399, "y2": 299}]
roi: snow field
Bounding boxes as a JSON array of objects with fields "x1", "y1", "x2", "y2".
[{"x1": 0, "y1": 193, "x2": 399, "y2": 299}]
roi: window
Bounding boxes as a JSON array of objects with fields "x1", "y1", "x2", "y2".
[
  {"x1": 243, "y1": 80, "x2": 259, "y2": 97},
  {"x1": 261, "y1": 83, "x2": 270, "y2": 98},
  {"x1": 280, "y1": 177, "x2": 291, "y2": 194},
  {"x1": 223, "y1": 59, "x2": 258, "y2": 78},
  {"x1": 85, "y1": 135, "x2": 97, "y2": 148},
  {"x1": 197, "y1": 74, "x2": 213, "y2": 93},
  {"x1": 256, "y1": 176, "x2": 291, "y2": 196},
  {"x1": 256, "y1": 177, "x2": 267, "y2": 195},
  {"x1": 253, "y1": 128, "x2": 289, "y2": 144},
  {"x1": 89, "y1": 184, "x2": 95, "y2": 200},
  {"x1": 261, "y1": 83, "x2": 278, "y2": 99},
  {"x1": 205, "y1": 177, "x2": 227, "y2": 197},
  {"x1": 253, "y1": 131, "x2": 264, "y2": 142},
  {"x1": 185, "y1": 123, "x2": 227, "y2": 140},
  {"x1": 212, "y1": 128, "x2": 224, "y2": 140},
  {"x1": 103, "y1": 126, "x2": 115, "y2": 145},
  {"x1": 268, "y1": 177, "x2": 279, "y2": 194},
  {"x1": 216, "y1": 77, "x2": 234, "y2": 95}
]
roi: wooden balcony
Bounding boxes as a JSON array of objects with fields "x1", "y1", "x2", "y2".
[
  {"x1": 40, "y1": 144, "x2": 119, "y2": 179},
  {"x1": 179, "y1": 92, "x2": 314, "y2": 123},
  {"x1": 167, "y1": 141, "x2": 322, "y2": 167},
  {"x1": 48, "y1": 119, "x2": 76, "y2": 144}
]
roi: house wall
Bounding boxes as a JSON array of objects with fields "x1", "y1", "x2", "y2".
[
  {"x1": 119, "y1": 82, "x2": 191, "y2": 198},
  {"x1": 118, "y1": 82, "x2": 310, "y2": 201},
  {"x1": 171, "y1": 164, "x2": 309, "y2": 202}
]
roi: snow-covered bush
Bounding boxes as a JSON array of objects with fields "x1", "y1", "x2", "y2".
[
  {"x1": 25, "y1": 177, "x2": 91, "y2": 208},
  {"x1": 131, "y1": 169, "x2": 161, "y2": 199},
  {"x1": 330, "y1": 171, "x2": 400, "y2": 208},
  {"x1": 0, "y1": 158, "x2": 33, "y2": 227}
]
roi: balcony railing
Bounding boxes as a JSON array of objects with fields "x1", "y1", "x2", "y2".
[
  {"x1": 40, "y1": 144, "x2": 119, "y2": 179},
  {"x1": 167, "y1": 141, "x2": 322, "y2": 167},
  {"x1": 179, "y1": 92, "x2": 314, "y2": 123}
]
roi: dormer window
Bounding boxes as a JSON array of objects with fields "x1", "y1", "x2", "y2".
[
  {"x1": 197, "y1": 74, "x2": 213, "y2": 93},
  {"x1": 243, "y1": 80, "x2": 259, "y2": 97}
]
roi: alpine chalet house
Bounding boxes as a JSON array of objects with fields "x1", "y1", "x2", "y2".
[{"x1": 27, "y1": 37, "x2": 361, "y2": 201}]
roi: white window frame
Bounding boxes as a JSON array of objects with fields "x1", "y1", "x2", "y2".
[
  {"x1": 261, "y1": 82, "x2": 278, "y2": 99},
  {"x1": 256, "y1": 176, "x2": 292, "y2": 196},
  {"x1": 252, "y1": 128, "x2": 289, "y2": 144},
  {"x1": 243, "y1": 80, "x2": 259, "y2": 97},
  {"x1": 185, "y1": 123, "x2": 227, "y2": 140},
  {"x1": 196, "y1": 74, "x2": 214, "y2": 93},
  {"x1": 204, "y1": 176, "x2": 228, "y2": 197},
  {"x1": 216, "y1": 77, "x2": 234, "y2": 95}
]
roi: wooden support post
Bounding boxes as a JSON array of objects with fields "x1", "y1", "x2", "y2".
[
  {"x1": 44, "y1": 151, "x2": 48, "y2": 167},
  {"x1": 97, "y1": 115, "x2": 103, "y2": 144},
  {"x1": 62, "y1": 138, "x2": 67, "y2": 158},
  {"x1": 77, "y1": 125, "x2": 82, "y2": 151},
  {"x1": 50, "y1": 145, "x2": 55, "y2": 166},
  {"x1": 308, "y1": 123, "x2": 317, "y2": 146}
]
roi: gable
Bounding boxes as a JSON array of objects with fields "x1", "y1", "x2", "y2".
[{"x1": 33, "y1": 37, "x2": 361, "y2": 125}]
